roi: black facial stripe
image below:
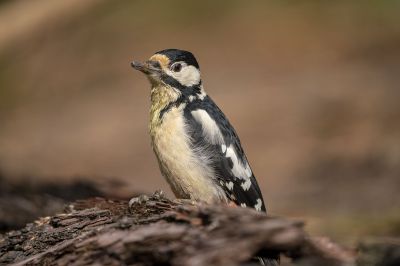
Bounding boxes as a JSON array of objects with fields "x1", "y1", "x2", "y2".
[
  {"x1": 159, "y1": 96, "x2": 185, "y2": 120},
  {"x1": 158, "y1": 83, "x2": 202, "y2": 120},
  {"x1": 160, "y1": 73, "x2": 201, "y2": 92},
  {"x1": 155, "y1": 49, "x2": 203, "y2": 120}
]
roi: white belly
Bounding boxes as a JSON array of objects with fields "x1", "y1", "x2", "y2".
[{"x1": 150, "y1": 106, "x2": 227, "y2": 203}]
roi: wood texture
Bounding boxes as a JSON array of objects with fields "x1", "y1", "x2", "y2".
[{"x1": 0, "y1": 191, "x2": 364, "y2": 266}]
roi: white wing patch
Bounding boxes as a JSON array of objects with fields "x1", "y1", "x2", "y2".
[
  {"x1": 225, "y1": 144, "x2": 253, "y2": 179},
  {"x1": 240, "y1": 203, "x2": 247, "y2": 207},
  {"x1": 191, "y1": 109, "x2": 224, "y2": 144},
  {"x1": 225, "y1": 181, "x2": 234, "y2": 191},
  {"x1": 254, "y1": 198, "x2": 263, "y2": 211},
  {"x1": 221, "y1": 144, "x2": 227, "y2": 153},
  {"x1": 241, "y1": 178, "x2": 252, "y2": 191}
]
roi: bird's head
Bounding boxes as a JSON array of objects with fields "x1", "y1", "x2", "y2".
[{"x1": 131, "y1": 49, "x2": 204, "y2": 100}]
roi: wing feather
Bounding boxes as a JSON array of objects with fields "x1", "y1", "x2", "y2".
[{"x1": 184, "y1": 96, "x2": 267, "y2": 212}]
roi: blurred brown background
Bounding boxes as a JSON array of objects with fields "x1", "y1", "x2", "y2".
[{"x1": 0, "y1": 0, "x2": 399, "y2": 244}]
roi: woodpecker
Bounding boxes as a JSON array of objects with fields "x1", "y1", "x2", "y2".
[{"x1": 131, "y1": 49, "x2": 267, "y2": 213}]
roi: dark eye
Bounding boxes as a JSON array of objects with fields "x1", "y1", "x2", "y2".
[{"x1": 171, "y1": 63, "x2": 182, "y2": 72}]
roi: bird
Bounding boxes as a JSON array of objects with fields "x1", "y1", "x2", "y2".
[
  {"x1": 131, "y1": 48, "x2": 267, "y2": 212},
  {"x1": 131, "y1": 49, "x2": 278, "y2": 265}
]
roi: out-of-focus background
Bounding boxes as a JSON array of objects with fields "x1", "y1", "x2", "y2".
[{"x1": 0, "y1": 0, "x2": 399, "y2": 244}]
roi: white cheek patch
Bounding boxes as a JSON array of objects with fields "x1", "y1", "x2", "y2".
[
  {"x1": 167, "y1": 65, "x2": 201, "y2": 87},
  {"x1": 191, "y1": 109, "x2": 224, "y2": 144},
  {"x1": 177, "y1": 65, "x2": 201, "y2": 86},
  {"x1": 225, "y1": 145, "x2": 253, "y2": 180}
]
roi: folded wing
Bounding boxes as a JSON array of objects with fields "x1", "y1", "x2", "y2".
[{"x1": 184, "y1": 96, "x2": 266, "y2": 212}]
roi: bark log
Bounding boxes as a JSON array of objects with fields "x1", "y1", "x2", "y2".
[{"x1": 0, "y1": 191, "x2": 362, "y2": 266}]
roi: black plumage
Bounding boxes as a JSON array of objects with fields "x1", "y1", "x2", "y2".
[{"x1": 184, "y1": 96, "x2": 267, "y2": 213}]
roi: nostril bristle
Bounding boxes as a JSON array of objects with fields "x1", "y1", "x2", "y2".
[{"x1": 149, "y1": 61, "x2": 161, "y2": 69}]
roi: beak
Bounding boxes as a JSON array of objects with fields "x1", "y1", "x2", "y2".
[
  {"x1": 131, "y1": 61, "x2": 148, "y2": 73},
  {"x1": 130, "y1": 60, "x2": 160, "y2": 75}
]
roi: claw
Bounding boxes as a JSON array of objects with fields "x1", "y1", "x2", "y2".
[
  {"x1": 153, "y1": 189, "x2": 165, "y2": 199},
  {"x1": 128, "y1": 194, "x2": 149, "y2": 208}
]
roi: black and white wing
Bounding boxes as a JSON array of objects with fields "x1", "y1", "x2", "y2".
[{"x1": 184, "y1": 96, "x2": 267, "y2": 212}]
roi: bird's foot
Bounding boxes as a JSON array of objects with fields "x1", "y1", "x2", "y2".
[
  {"x1": 152, "y1": 189, "x2": 165, "y2": 200},
  {"x1": 128, "y1": 190, "x2": 166, "y2": 208},
  {"x1": 128, "y1": 194, "x2": 149, "y2": 208}
]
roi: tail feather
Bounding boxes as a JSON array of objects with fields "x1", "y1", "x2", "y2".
[{"x1": 258, "y1": 256, "x2": 279, "y2": 265}]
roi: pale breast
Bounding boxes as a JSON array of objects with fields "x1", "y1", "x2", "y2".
[{"x1": 150, "y1": 106, "x2": 227, "y2": 203}]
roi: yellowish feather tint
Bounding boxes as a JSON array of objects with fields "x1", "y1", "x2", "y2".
[
  {"x1": 149, "y1": 84, "x2": 228, "y2": 203},
  {"x1": 149, "y1": 54, "x2": 170, "y2": 70},
  {"x1": 149, "y1": 84, "x2": 180, "y2": 131}
]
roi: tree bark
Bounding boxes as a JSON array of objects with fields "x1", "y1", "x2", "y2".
[{"x1": 0, "y1": 191, "x2": 363, "y2": 266}]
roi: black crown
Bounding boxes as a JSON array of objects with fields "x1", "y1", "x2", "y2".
[{"x1": 156, "y1": 49, "x2": 200, "y2": 69}]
